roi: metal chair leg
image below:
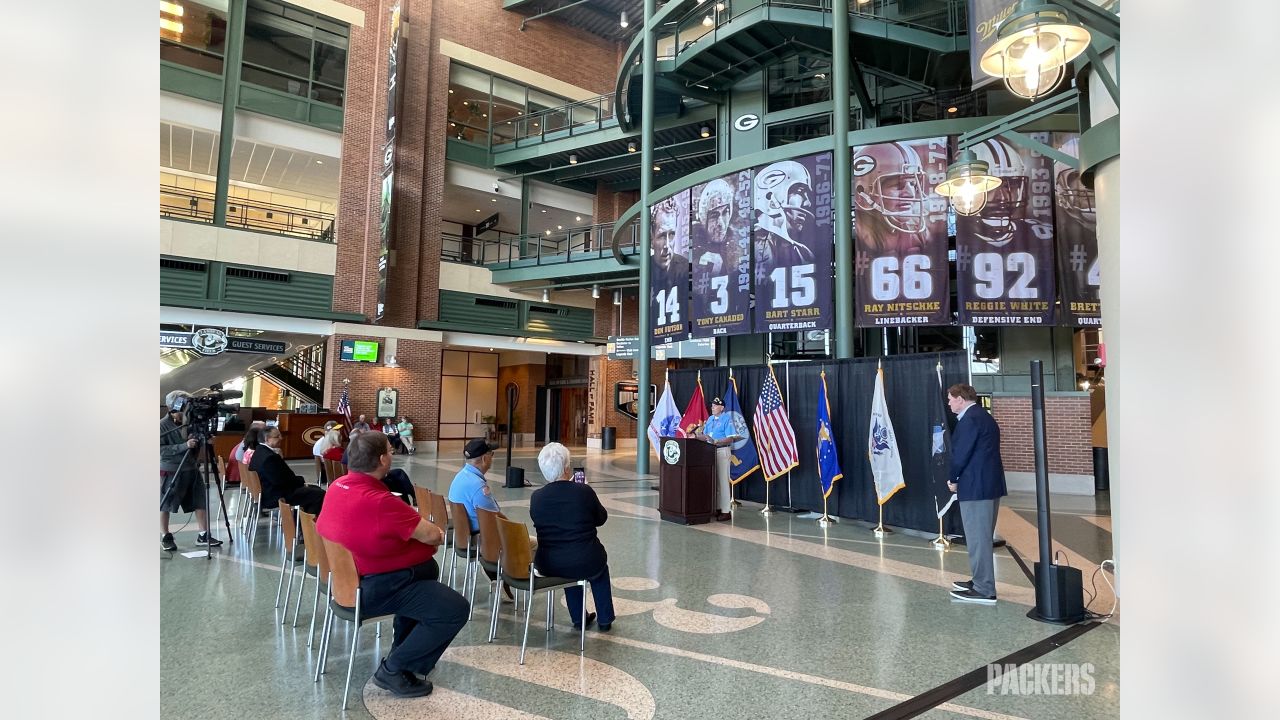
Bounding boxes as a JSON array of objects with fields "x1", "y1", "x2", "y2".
[
  {"x1": 488, "y1": 575, "x2": 503, "y2": 643},
  {"x1": 580, "y1": 581, "x2": 588, "y2": 653},
  {"x1": 341, "y1": 597, "x2": 362, "y2": 710},
  {"x1": 307, "y1": 572, "x2": 323, "y2": 648},
  {"x1": 291, "y1": 549, "x2": 309, "y2": 627},
  {"x1": 519, "y1": 583, "x2": 535, "y2": 665},
  {"x1": 546, "y1": 590, "x2": 554, "y2": 633},
  {"x1": 274, "y1": 533, "x2": 289, "y2": 607}
]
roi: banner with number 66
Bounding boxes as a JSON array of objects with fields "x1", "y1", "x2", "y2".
[
  {"x1": 853, "y1": 138, "x2": 951, "y2": 327},
  {"x1": 752, "y1": 151, "x2": 834, "y2": 334},
  {"x1": 955, "y1": 135, "x2": 1057, "y2": 326}
]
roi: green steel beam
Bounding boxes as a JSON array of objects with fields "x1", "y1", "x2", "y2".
[
  {"x1": 491, "y1": 105, "x2": 717, "y2": 166},
  {"x1": 848, "y1": 58, "x2": 875, "y2": 119},
  {"x1": 1078, "y1": 114, "x2": 1119, "y2": 182},
  {"x1": 506, "y1": 137, "x2": 716, "y2": 183},
  {"x1": 213, "y1": 0, "x2": 247, "y2": 225},
  {"x1": 637, "y1": 0, "x2": 656, "y2": 475},
  {"x1": 1083, "y1": 44, "x2": 1120, "y2": 108},
  {"x1": 489, "y1": 257, "x2": 643, "y2": 284},
  {"x1": 832, "y1": 0, "x2": 854, "y2": 359},
  {"x1": 517, "y1": 0, "x2": 593, "y2": 30},
  {"x1": 957, "y1": 90, "x2": 1080, "y2": 147},
  {"x1": 1001, "y1": 130, "x2": 1077, "y2": 168}
]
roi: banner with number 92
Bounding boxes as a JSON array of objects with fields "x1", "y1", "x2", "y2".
[
  {"x1": 853, "y1": 138, "x2": 951, "y2": 327},
  {"x1": 956, "y1": 135, "x2": 1057, "y2": 326},
  {"x1": 752, "y1": 151, "x2": 834, "y2": 334}
]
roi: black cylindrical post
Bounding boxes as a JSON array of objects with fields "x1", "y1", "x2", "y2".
[{"x1": 1030, "y1": 360, "x2": 1054, "y2": 606}]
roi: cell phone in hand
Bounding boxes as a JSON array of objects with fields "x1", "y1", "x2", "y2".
[{"x1": 572, "y1": 467, "x2": 586, "y2": 484}]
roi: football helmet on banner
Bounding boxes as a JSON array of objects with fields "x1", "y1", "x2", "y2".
[
  {"x1": 970, "y1": 139, "x2": 1028, "y2": 247},
  {"x1": 754, "y1": 160, "x2": 814, "y2": 243},
  {"x1": 853, "y1": 142, "x2": 928, "y2": 235},
  {"x1": 697, "y1": 179, "x2": 735, "y2": 243}
]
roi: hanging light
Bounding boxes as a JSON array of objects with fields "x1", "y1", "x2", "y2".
[
  {"x1": 702, "y1": 14, "x2": 714, "y2": 28},
  {"x1": 979, "y1": 0, "x2": 1091, "y2": 101},
  {"x1": 542, "y1": 289, "x2": 551, "y2": 302},
  {"x1": 613, "y1": 289, "x2": 623, "y2": 306},
  {"x1": 591, "y1": 284, "x2": 600, "y2": 299},
  {"x1": 716, "y1": 2, "x2": 726, "y2": 11},
  {"x1": 699, "y1": 125, "x2": 710, "y2": 138},
  {"x1": 653, "y1": 164, "x2": 661, "y2": 172},
  {"x1": 934, "y1": 149, "x2": 1003, "y2": 216},
  {"x1": 619, "y1": 11, "x2": 628, "y2": 28},
  {"x1": 627, "y1": 141, "x2": 637, "y2": 153},
  {"x1": 569, "y1": 154, "x2": 578, "y2": 164}
]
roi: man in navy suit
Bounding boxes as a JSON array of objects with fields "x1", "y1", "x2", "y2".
[{"x1": 946, "y1": 383, "x2": 1007, "y2": 604}]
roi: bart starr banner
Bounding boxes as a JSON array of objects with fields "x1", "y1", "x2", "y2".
[
  {"x1": 753, "y1": 151, "x2": 834, "y2": 333},
  {"x1": 956, "y1": 135, "x2": 1057, "y2": 325},
  {"x1": 690, "y1": 170, "x2": 753, "y2": 338},
  {"x1": 1052, "y1": 133, "x2": 1102, "y2": 326},
  {"x1": 650, "y1": 189, "x2": 691, "y2": 343},
  {"x1": 853, "y1": 138, "x2": 951, "y2": 327}
]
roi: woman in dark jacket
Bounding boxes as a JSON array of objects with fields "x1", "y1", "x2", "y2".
[{"x1": 527, "y1": 443, "x2": 615, "y2": 631}]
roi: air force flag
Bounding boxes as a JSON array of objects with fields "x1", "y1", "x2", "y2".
[
  {"x1": 816, "y1": 370, "x2": 843, "y2": 498},
  {"x1": 867, "y1": 361, "x2": 906, "y2": 504}
]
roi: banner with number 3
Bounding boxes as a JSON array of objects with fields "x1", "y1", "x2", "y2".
[
  {"x1": 955, "y1": 135, "x2": 1057, "y2": 326},
  {"x1": 853, "y1": 138, "x2": 952, "y2": 327}
]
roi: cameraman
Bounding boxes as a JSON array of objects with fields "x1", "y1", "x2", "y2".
[{"x1": 161, "y1": 390, "x2": 222, "y2": 552}]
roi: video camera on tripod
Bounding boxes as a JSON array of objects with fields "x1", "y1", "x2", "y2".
[{"x1": 171, "y1": 383, "x2": 244, "y2": 441}]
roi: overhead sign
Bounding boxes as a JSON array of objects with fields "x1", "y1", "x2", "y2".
[
  {"x1": 476, "y1": 212, "x2": 500, "y2": 235},
  {"x1": 160, "y1": 328, "x2": 286, "y2": 355},
  {"x1": 608, "y1": 335, "x2": 714, "y2": 360}
]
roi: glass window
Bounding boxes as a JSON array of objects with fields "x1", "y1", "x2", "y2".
[
  {"x1": 766, "y1": 115, "x2": 831, "y2": 148},
  {"x1": 239, "y1": 0, "x2": 348, "y2": 108},
  {"x1": 243, "y1": 11, "x2": 312, "y2": 79},
  {"x1": 491, "y1": 77, "x2": 526, "y2": 142},
  {"x1": 159, "y1": 0, "x2": 228, "y2": 75},
  {"x1": 766, "y1": 55, "x2": 831, "y2": 112},
  {"x1": 448, "y1": 64, "x2": 491, "y2": 144},
  {"x1": 446, "y1": 63, "x2": 577, "y2": 145},
  {"x1": 311, "y1": 41, "x2": 347, "y2": 87}
]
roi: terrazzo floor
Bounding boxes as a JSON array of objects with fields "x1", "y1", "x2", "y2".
[{"x1": 160, "y1": 447, "x2": 1117, "y2": 719}]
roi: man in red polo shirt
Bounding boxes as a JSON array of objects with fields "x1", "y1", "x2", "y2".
[{"x1": 317, "y1": 432, "x2": 468, "y2": 698}]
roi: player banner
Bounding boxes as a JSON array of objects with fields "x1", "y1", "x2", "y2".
[
  {"x1": 853, "y1": 138, "x2": 951, "y2": 327},
  {"x1": 753, "y1": 151, "x2": 834, "y2": 333},
  {"x1": 650, "y1": 189, "x2": 691, "y2": 343},
  {"x1": 956, "y1": 135, "x2": 1057, "y2": 326},
  {"x1": 1052, "y1": 133, "x2": 1102, "y2": 326},
  {"x1": 690, "y1": 170, "x2": 753, "y2": 338}
]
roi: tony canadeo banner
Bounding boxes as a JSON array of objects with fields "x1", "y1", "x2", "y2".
[
  {"x1": 1052, "y1": 133, "x2": 1102, "y2": 326},
  {"x1": 690, "y1": 170, "x2": 754, "y2": 338},
  {"x1": 753, "y1": 151, "x2": 834, "y2": 333},
  {"x1": 956, "y1": 135, "x2": 1057, "y2": 325},
  {"x1": 650, "y1": 189, "x2": 691, "y2": 343},
  {"x1": 853, "y1": 138, "x2": 951, "y2": 327}
]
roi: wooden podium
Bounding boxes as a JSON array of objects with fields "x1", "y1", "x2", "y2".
[{"x1": 657, "y1": 437, "x2": 716, "y2": 525}]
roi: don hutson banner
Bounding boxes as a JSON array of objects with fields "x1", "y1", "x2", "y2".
[
  {"x1": 853, "y1": 138, "x2": 952, "y2": 327},
  {"x1": 753, "y1": 151, "x2": 834, "y2": 333},
  {"x1": 955, "y1": 135, "x2": 1057, "y2": 326},
  {"x1": 650, "y1": 190, "x2": 692, "y2": 343}
]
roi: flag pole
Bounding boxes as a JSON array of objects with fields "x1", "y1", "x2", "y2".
[
  {"x1": 729, "y1": 368, "x2": 741, "y2": 508},
  {"x1": 818, "y1": 495, "x2": 833, "y2": 528},
  {"x1": 761, "y1": 479, "x2": 773, "y2": 515},
  {"x1": 932, "y1": 499, "x2": 950, "y2": 550},
  {"x1": 873, "y1": 502, "x2": 892, "y2": 538},
  {"x1": 760, "y1": 359, "x2": 773, "y2": 515}
]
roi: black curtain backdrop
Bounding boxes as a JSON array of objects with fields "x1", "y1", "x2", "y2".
[{"x1": 670, "y1": 352, "x2": 967, "y2": 535}]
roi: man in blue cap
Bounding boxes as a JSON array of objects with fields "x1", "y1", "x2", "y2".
[{"x1": 697, "y1": 397, "x2": 739, "y2": 521}]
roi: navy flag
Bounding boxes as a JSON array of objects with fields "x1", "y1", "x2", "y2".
[
  {"x1": 816, "y1": 370, "x2": 843, "y2": 498},
  {"x1": 723, "y1": 374, "x2": 760, "y2": 484}
]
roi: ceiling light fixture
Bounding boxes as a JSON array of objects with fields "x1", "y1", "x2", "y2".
[
  {"x1": 627, "y1": 141, "x2": 637, "y2": 153},
  {"x1": 702, "y1": 14, "x2": 713, "y2": 27},
  {"x1": 978, "y1": 0, "x2": 1091, "y2": 101},
  {"x1": 569, "y1": 154, "x2": 578, "y2": 164},
  {"x1": 613, "y1": 289, "x2": 622, "y2": 306},
  {"x1": 653, "y1": 164, "x2": 661, "y2": 172},
  {"x1": 699, "y1": 125, "x2": 710, "y2": 138},
  {"x1": 591, "y1": 284, "x2": 600, "y2": 299},
  {"x1": 542, "y1": 289, "x2": 550, "y2": 302},
  {"x1": 620, "y1": 11, "x2": 628, "y2": 28},
  {"x1": 934, "y1": 148, "x2": 1002, "y2": 216},
  {"x1": 947, "y1": 106, "x2": 959, "y2": 113},
  {"x1": 556, "y1": 225, "x2": 563, "y2": 230},
  {"x1": 575, "y1": 216, "x2": 582, "y2": 222}
]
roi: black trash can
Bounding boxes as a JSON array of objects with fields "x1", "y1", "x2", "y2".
[
  {"x1": 505, "y1": 466, "x2": 526, "y2": 488},
  {"x1": 1092, "y1": 446, "x2": 1110, "y2": 491},
  {"x1": 602, "y1": 426, "x2": 617, "y2": 450}
]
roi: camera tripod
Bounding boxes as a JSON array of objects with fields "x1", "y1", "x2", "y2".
[{"x1": 161, "y1": 419, "x2": 234, "y2": 557}]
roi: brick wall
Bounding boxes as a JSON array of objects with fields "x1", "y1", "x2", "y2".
[
  {"x1": 322, "y1": 334, "x2": 443, "y2": 442},
  {"x1": 991, "y1": 395, "x2": 1093, "y2": 475}
]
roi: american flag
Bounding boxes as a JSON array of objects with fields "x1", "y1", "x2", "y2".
[
  {"x1": 336, "y1": 385, "x2": 353, "y2": 426},
  {"x1": 752, "y1": 366, "x2": 799, "y2": 481}
]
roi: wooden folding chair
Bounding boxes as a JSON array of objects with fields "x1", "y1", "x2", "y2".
[
  {"x1": 275, "y1": 501, "x2": 301, "y2": 614},
  {"x1": 293, "y1": 511, "x2": 330, "y2": 647},
  {"x1": 494, "y1": 516, "x2": 589, "y2": 664},
  {"x1": 314, "y1": 539, "x2": 393, "y2": 709}
]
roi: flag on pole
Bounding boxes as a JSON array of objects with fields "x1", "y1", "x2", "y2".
[
  {"x1": 931, "y1": 361, "x2": 957, "y2": 518},
  {"x1": 678, "y1": 373, "x2": 709, "y2": 437},
  {"x1": 647, "y1": 377, "x2": 683, "y2": 452},
  {"x1": 815, "y1": 369, "x2": 843, "y2": 498},
  {"x1": 753, "y1": 365, "x2": 799, "y2": 481},
  {"x1": 723, "y1": 373, "x2": 760, "y2": 484},
  {"x1": 867, "y1": 361, "x2": 906, "y2": 504},
  {"x1": 336, "y1": 384, "x2": 353, "y2": 426}
]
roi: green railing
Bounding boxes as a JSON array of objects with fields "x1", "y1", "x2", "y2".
[
  {"x1": 160, "y1": 184, "x2": 335, "y2": 242},
  {"x1": 490, "y1": 94, "x2": 616, "y2": 149},
  {"x1": 441, "y1": 222, "x2": 640, "y2": 269}
]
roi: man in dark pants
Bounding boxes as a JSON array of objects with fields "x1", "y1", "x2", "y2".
[
  {"x1": 317, "y1": 432, "x2": 469, "y2": 698},
  {"x1": 946, "y1": 383, "x2": 1007, "y2": 605},
  {"x1": 250, "y1": 426, "x2": 326, "y2": 516}
]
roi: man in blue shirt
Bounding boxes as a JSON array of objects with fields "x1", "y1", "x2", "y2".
[
  {"x1": 697, "y1": 397, "x2": 739, "y2": 521},
  {"x1": 447, "y1": 438, "x2": 501, "y2": 533},
  {"x1": 945, "y1": 383, "x2": 1007, "y2": 605}
]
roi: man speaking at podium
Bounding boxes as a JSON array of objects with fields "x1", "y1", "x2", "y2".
[{"x1": 697, "y1": 397, "x2": 738, "y2": 522}]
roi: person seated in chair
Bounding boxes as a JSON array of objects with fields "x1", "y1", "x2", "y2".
[
  {"x1": 446, "y1": 438, "x2": 515, "y2": 601},
  {"x1": 248, "y1": 426, "x2": 326, "y2": 517},
  {"x1": 528, "y1": 443, "x2": 616, "y2": 632},
  {"x1": 383, "y1": 418, "x2": 407, "y2": 454},
  {"x1": 316, "y1": 432, "x2": 469, "y2": 698},
  {"x1": 321, "y1": 429, "x2": 345, "y2": 463}
]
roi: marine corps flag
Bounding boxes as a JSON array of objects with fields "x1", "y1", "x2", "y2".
[
  {"x1": 867, "y1": 361, "x2": 906, "y2": 504},
  {"x1": 678, "y1": 373, "x2": 709, "y2": 437},
  {"x1": 723, "y1": 374, "x2": 760, "y2": 484},
  {"x1": 816, "y1": 370, "x2": 843, "y2": 498}
]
